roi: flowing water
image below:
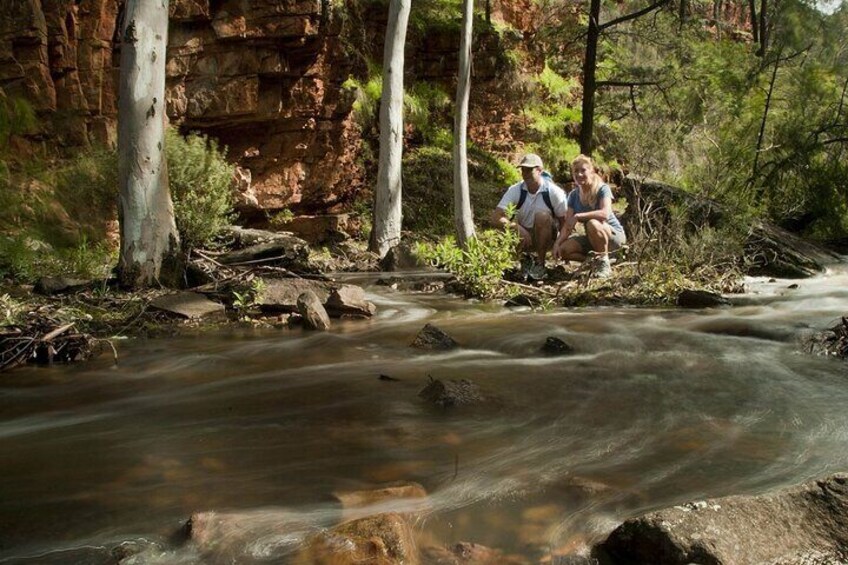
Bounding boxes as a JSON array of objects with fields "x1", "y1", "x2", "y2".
[{"x1": 2, "y1": 265, "x2": 848, "y2": 564}]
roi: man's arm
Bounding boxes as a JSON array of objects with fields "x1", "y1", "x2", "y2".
[{"x1": 491, "y1": 207, "x2": 513, "y2": 229}]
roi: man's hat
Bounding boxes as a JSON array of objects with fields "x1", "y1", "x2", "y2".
[{"x1": 517, "y1": 153, "x2": 543, "y2": 168}]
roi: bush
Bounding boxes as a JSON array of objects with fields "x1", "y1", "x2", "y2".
[
  {"x1": 166, "y1": 128, "x2": 235, "y2": 250},
  {"x1": 415, "y1": 228, "x2": 520, "y2": 297}
]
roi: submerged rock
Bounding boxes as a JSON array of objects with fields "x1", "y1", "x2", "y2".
[
  {"x1": 598, "y1": 473, "x2": 848, "y2": 565},
  {"x1": 677, "y1": 289, "x2": 730, "y2": 308},
  {"x1": 411, "y1": 324, "x2": 459, "y2": 350},
  {"x1": 803, "y1": 316, "x2": 848, "y2": 360},
  {"x1": 419, "y1": 377, "x2": 483, "y2": 407},
  {"x1": 505, "y1": 294, "x2": 542, "y2": 308},
  {"x1": 541, "y1": 336, "x2": 575, "y2": 356},
  {"x1": 258, "y1": 278, "x2": 375, "y2": 318},
  {"x1": 333, "y1": 482, "x2": 429, "y2": 521},
  {"x1": 421, "y1": 542, "x2": 530, "y2": 564},
  {"x1": 301, "y1": 512, "x2": 419, "y2": 565}
]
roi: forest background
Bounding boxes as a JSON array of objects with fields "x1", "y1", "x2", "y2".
[{"x1": 0, "y1": 0, "x2": 846, "y2": 307}]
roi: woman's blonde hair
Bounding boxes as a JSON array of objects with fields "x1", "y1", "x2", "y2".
[{"x1": 571, "y1": 154, "x2": 604, "y2": 206}]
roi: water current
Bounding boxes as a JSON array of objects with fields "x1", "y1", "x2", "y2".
[{"x1": 2, "y1": 264, "x2": 847, "y2": 564}]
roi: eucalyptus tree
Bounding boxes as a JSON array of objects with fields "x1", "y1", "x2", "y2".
[
  {"x1": 453, "y1": 0, "x2": 476, "y2": 247},
  {"x1": 370, "y1": 0, "x2": 412, "y2": 258},
  {"x1": 578, "y1": 0, "x2": 671, "y2": 155},
  {"x1": 117, "y1": 0, "x2": 182, "y2": 287}
]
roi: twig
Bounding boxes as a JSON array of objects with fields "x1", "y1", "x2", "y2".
[{"x1": 41, "y1": 323, "x2": 75, "y2": 342}]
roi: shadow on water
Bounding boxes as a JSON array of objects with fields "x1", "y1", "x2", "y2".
[{"x1": 1, "y1": 265, "x2": 848, "y2": 563}]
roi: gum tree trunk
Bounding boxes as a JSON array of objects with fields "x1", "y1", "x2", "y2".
[
  {"x1": 579, "y1": 0, "x2": 601, "y2": 155},
  {"x1": 453, "y1": 0, "x2": 475, "y2": 247},
  {"x1": 369, "y1": 0, "x2": 411, "y2": 258},
  {"x1": 117, "y1": 0, "x2": 182, "y2": 288}
]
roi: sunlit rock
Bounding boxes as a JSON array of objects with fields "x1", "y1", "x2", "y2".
[{"x1": 300, "y1": 512, "x2": 419, "y2": 565}]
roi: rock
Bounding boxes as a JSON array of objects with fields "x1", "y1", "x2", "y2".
[
  {"x1": 597, "y1": 473, "x2": 848, "y2": 565},
  {"x1": 301, "y1": 512, "x2": 419, "y2": 565},
  {"x1": 186, "y1": 509, "x2": 313, "y2": 563},
  {"x1": 676, "y1": 289, "x2": 731, "y2": 308},
  {"x1": 411, "y1": 324, "x2": 459, "y2": 350},
  {"x1": 297, "y1": 290, "x2": 330, "y2": 330},
  {"x1": 334, "y1": 482, "x2": 429, "y2": 521},
  {"x1": 380, "y1": 242, "x2": 430, "y2": 271},
  {"x1": 258, "y1": 278, "x2": 331, "y2": 313},
  {"x1": 272, "y1": 214, "x2": 352, "y2": 244},
  {"x1": 150, "y1": 292, "x2": 225, "y2": 319},
  {"x1": 803, "y1": 317, "x2": 848, "y2": 359},
  {"x1": 33, "y1": 276, "x2": 92, "y2": 295},
  {"x1": 325, "y1": 285, "x2": 376, "y2": 318},
  {"x1": 419, "y1": 377, "x2": 483, "y2": 407},
  {"x1": 541, "y1": 336, "x2": 575, "y2": 356},
  {"x1": 505, "y1": 294, "x2": 542, "y2": 308}
]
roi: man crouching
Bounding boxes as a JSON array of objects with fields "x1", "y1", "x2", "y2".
[{"x1": 490, "y1": 153, "x2": 567, "y2": 280}]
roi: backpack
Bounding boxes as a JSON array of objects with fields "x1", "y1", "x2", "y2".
[{"x1": 516, "y1": 172, "x2": 556, "y2": 215}]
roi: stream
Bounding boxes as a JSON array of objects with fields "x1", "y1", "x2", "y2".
[{"x1": 2, "y1": 264, "x2": 847, "y2": 564}]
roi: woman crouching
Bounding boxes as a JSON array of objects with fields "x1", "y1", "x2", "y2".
[{"x1": 553, "y1": 154, "x2": 626, "y2": 278}]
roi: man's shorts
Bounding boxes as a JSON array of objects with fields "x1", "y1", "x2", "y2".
[
  {"x1": 520, "y1": 220, "x2": 559, "y2": 249},
  {"x1": 570, "y1": 229, "x2": 626, "y2": 254}
]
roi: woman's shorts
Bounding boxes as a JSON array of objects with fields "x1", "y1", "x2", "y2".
[{"x1": 570, "y1": 229, "x2": 626, "y2": 254}]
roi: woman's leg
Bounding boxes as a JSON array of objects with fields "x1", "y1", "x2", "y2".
[
  {"x1": 586, "y1": 219, "x2": 613, "y2": 254},
  {"x1": 555, "y1": 237, "x2": 586, "y2": 263}
]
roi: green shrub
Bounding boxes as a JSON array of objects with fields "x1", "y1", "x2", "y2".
[
  {"x1": 415, "y1": 228, "x2": 519, "y2": 297},
  {"x1": 0, "y1": 234, "x2": 115, "y2": 283},
  {"x1": 166, "y1": 128, "x2": 235, "y2": 250}
]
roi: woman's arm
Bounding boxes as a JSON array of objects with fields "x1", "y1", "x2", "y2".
[{"x1": 573, "y1": 195, "x2": 612, "y2": 224}]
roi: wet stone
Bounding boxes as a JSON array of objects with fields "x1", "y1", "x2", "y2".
[
  {"x1": 411, "y1": 323, "x2": 459, "y2": 350},
  {"x1": 505, "y1": 294, "x2": 541, "y2": 308},
  {"x1": 677, "y1": 289, "x2": 730, "y2": 308},
  {"x1": 419, "y1": 377, "x2": 483, "y2": 408},
  {"x1": 541, "y1": 337, "x2": 575, "y2": 356},
  {"x1": 297, "y1": 290, "x2": 330, "y2": 330}
]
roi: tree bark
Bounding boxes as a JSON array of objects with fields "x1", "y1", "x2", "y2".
[
  {"x1": 369, "y1": 0, "x2": 411, "y2": 258},
  {"x1": 453, "y1": 0, "x2": 476, "y2": 248},
  {"x1": 117, "y1": 0, "x2": 182, "y2": 288},
  {"x1": 579, "y1": 0, "x2": 602, "y2": 156},
  {"x1": 748, "y1": 0, "x2": 759, "y2": 44},
  {"x1": 757, "y1": 0, "x2": 768, "y2": 56}
]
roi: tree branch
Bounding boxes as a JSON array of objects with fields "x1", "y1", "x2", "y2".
[
  {"x1": 596, "y1": 80, "x2": 660, "y2": 88},
  {"x1": 599, "y1": 0, "x2": 671, "y2": 31}
]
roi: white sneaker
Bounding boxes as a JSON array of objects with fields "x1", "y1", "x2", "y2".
[
  {"x1": 594, "y1": 256, "x2": 612, "y2": 279},
  {"x1": 528, "y1": 263, "x2": 548, "y2": 280}
]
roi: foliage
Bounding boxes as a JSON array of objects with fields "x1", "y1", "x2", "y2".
[
  {"x1": 268, "y1": 208, "x2": 295, "y2": 228},
  {"x1": 0, "y1": 234, "x2": 115, "y2": 283},
  {"x1": 0, "y1": 293, "x2": 25, "y2": 326},
  {"x1": 166, "y1": 128, "x2": 236, "y2": 250},
  {"x1": 415, "y1": 228, "x2": 520, "y2": 297},
  {"x1": 232, "y1": 277, "x2": 266, "y2": 321},
  {"x1": 402, "y1": 146, "x2": 517, "y2": 235}
]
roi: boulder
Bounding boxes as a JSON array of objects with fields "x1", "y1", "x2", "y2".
[
  {"x1": 380, "y1": 242, "x2": 431, "y2": 271},
  {"x1": 541, "y1": 336, "x2": 575, "y2": 356},
  {"x1": 300, "y1": 512, "x2": 419, "y2": 565},
  {"x1": 297, "y1": 290, "x2": 331, "y2": 330},
  {"x1": 677, "y1": 289, "x2": 731, "y2": 308},
  {"x1": 419, "y1": 377, "x2": 483, "y2": 408},
  {"x1": 258, "y1": 278, "x2": 331, "y2": 313},
  {"x1": 150, "y1": 292, "x2": 225, "y2": 319},
  {"x1": 598, "y1": 474, "x2": 848, "y2": 565},
  {"x1": 411, "y1": 324, "x2": 459, "y2": 350},
  {"x1": 325, "y1": 285, "x2": 377, "y2": 318},
  {"x1": 803, "y1": 316, "x2": 848, "y2": 360}
]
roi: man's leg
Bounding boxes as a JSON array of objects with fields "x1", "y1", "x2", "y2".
[{"x1": 533, "y1": 212, "x2": 553, "y2": 263}]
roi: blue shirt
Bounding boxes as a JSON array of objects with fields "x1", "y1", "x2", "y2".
[{"x1": 567, "y1": 184, "x2": 624, "y2": 233}]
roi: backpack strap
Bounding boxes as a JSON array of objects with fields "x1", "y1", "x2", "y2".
[{"x1": 516, "y1": 181, "x2": 556, "y2": 215}]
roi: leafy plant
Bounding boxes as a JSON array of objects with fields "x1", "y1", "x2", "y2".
[
  {"x1": 415, "y1": 228, "x2": 520, "y2": 297},
  {"x1": 0, "y1": 293, "x2": 25, "y2": 327},
  {"x1": 232, "y1": 278, "x2": 266, "y2": 321},
  {"x1": 166, "y1": 128, "x2": 236, "y2": 250}
]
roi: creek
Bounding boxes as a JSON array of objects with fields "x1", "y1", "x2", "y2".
[{"x1": 2, "y1": 264, "x2": 848, "y2": 564}]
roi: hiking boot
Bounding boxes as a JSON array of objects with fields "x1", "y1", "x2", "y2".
[
  {"x1": 527, "y1": 263, "x2": 548, "y2": 281},
  {"x1": 594, "y1": 256, "x2": 612, "y2": 279}
]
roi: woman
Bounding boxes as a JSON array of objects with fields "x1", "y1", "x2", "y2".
[{"x1": 553, "y1": 154, "x2": 626, "y2": 278}]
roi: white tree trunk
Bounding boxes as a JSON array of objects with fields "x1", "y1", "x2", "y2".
[
  {"x1": 453, "y1": 0, "x2": 476, "y2": 248},
  {"x1": 117, "y1": 0, "x2": 182, "y2": 288},
  {"x1": 370, "y1": 0, "x2": 411, "y2": 258}
]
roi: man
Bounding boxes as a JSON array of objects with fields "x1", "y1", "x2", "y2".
[{"x1": 491, "y1": 153, "x2": 567, "y2": 279}]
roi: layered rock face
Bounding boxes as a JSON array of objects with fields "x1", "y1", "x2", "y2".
[{"x1": 1, "y1": 0, "x2": 533, "y2": 217}]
